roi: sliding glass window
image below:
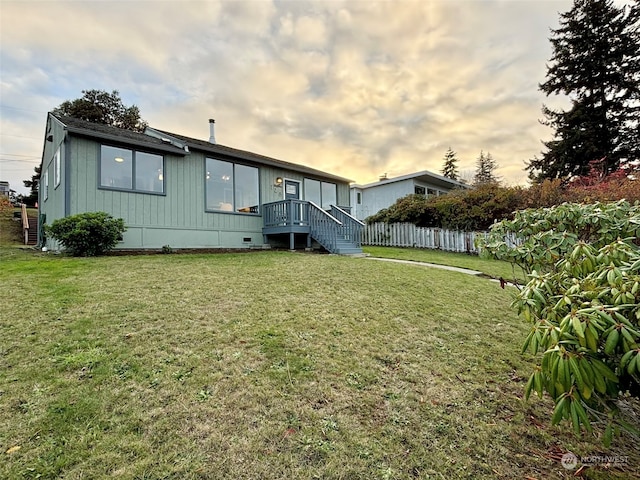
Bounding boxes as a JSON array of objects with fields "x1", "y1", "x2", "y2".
[
  {"x1": 206, "y1": 158, "x2": 259, "y2": 214},
  {"x1": 100, "y1": 145, "x2": 164, "y2": 194},
  {"x1": 303, "y1": 178, "x2": 337, "y2": 210}
]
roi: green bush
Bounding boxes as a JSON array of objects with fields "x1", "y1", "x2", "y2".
[
  {"x1": 366, "y1": 194, "x2": 440, "y2": 227},
  {"x1": 45, "y1": 212, "x2": 126, "y2": 256},
  {"x1": 479, "y1": 201, "x2": 640, "y2": 443}
]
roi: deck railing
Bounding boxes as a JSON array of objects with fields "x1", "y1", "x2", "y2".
[
  {"x1": 308, "y1": 201, "x2": 343, "y2": 253},
  {"x1": 330, "y1": 205, "x2": 364, "y2": 248},
  {"x1": 263, "y1": 199, "x2": 309, "y2": 228}
]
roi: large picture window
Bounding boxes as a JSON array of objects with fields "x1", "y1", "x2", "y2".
[
  {"x1": 100, "y1": 145, "x2": 164, "y2": 194},
  {"x1": 303, "y1": 178, "x2": 337, "y2": 210},
  {"x1": 206, "y1": 158, "x2": 259, "y2": 214}
]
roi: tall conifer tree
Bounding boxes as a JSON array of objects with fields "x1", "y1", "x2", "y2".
[
  {"x1": 473, "y1": 151, "x2": 499, "y2": 185},
  {"x1": 441, "y1": 147, "x2": 460, "y2": 180},
  {"x1": 528, "y1": 0, "x2": 640, "y2": 181}
]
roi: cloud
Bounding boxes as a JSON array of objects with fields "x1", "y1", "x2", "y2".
[{"x1": 1, "y1": 0, "x2": 575, "y2": 195}]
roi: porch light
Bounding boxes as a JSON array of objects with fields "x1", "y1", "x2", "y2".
[
  {"x1": 114, "y1": 157, "x2": 124, "y2": 163},
  {"x1": 274, "y1": 177, "x2": 283, "y2": 186}
]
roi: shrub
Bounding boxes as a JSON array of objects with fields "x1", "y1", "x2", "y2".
[
  {"x1": 366, "y1": 194, "x2": 440, "y2": 227},
  {"x1": 367, "y1": 185, "x2": 527, "y2": 231},
  {"x1": 479, "y1": 201, "x2": 640, "y2": 443},
  {"x1": 0, "y1": 196, "x2": 12, "y2": 219},
  {"x1": 45, "y1": 212, "x2": 126, "y2": 256}
]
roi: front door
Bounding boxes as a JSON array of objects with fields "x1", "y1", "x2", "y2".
[
  {"x1": 284, "y1": 179, "x2": 300, "y2": 200},
  {"x1": 284, "y1": 179, "x2": 304, "y2": 225}
]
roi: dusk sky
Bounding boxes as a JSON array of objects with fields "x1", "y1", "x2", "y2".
[{"x1": 0, "y1": 0, "x2": 596, "y2": 195}]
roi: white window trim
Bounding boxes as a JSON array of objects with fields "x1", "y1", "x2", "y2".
[
  {"x1": 54, "y1": 147, "x2": 61, "y2": 188},
  {"x1": 43, "y1": 168, "x2": 49, "y2": 201}
]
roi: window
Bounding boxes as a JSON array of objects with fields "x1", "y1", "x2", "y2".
[
  {"x1": 43, "y1": 168, "x2": 49, "y2": 201},
  {"x1": 303, "y1": 178, "x2": 321, "y2": 205},
  {"x1": 303, "y1": 178, "x2": 337, "y2": 210},
  {"x1": 427, "y1": 188, "x2": 437, "y2": 197},
  {"x1": 356, "y1": 192, "x2": 362, "y2": 205},
  {"x1": 54, "y1": 147, "x2": 61, "y2": 188},
  {"x1": 321, "y1": 182, "x2": 337, "y2": 209},
  {"x1": 415, "y1": 186, "x2": 426, "y2": 195},
  {"x1": 100, "y1": 145, "x2": 164, "y2": 193},
  {"x1": 206, "y1": 158, "x2": 259, "y2": 214}
]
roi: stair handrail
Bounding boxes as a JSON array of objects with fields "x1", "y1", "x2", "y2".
[
  {"x1": 308, "y1": 201, "x2": 342, "y2": 253},
  {"x1": 330, "y1": 205, "x2": 365, "y2": 247},
  {"x1": 21, "y1": 203, "x2": 30, "y2": 245}
]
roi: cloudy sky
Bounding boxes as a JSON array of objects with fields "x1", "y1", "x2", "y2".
[{"x1": 1, "y1": 0, "x2": 587, "y2": 195}]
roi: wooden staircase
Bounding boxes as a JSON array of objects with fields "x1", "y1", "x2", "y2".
[
  {"x1": 20, "y1": 204, "x2": 39, "y2": 246},
  {"x1": 307, "y1": 203, "x2": 364, "y2": 255},
  {"x1": 26, "y1": 216, "x2": 38, "y2": 245}
]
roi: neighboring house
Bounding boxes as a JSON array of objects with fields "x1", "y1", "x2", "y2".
[
  {"x1": 38, "y1": 113, "x2": 363, "y2": 254},
  {"x1": 0, "y1": 181, "x2": 9, "y2": 198},
  {"x1": 350, "y1": 171, "x2": 468, "y2": 221}
]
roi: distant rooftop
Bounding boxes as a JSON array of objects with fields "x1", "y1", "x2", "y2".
[{"x1": 352, "y1": 170, "x2": 468, "y2": 190}]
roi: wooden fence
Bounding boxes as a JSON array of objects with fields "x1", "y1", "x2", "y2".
[{"x1": 362, "y1": 222, "x2": 490, "y2": 254}]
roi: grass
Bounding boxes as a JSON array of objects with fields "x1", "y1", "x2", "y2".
[
  {"x1": 0, "y1": 208, "x2": 23, "y2": 246},
  {"x1": 1, "y1": 247, "x2": 638, "y2": 479},
  {"x1": 364, "y1": 246, "x2": 527, "y2": 283}
]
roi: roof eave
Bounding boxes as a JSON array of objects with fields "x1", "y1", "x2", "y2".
[
  {"x1": 64, "y1": 125, "x2": 187, "y2": 156},
  {"x1": 185, "y1": 142, "x2": 353, "y2": 183}
]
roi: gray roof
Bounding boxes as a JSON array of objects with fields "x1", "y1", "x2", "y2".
[
  {"x1": 52, "y1": 113, "x2": 352, "y2": 183},
  {"x1": 150, "y1": 128, "x2": 352, "y2": 183},
  {"x1": 51, "y1": 114, "x2": 188, "y2": 156}
]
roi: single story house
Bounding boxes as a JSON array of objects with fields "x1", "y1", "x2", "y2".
[
  {"x1": 38, "y1": 113, "x2": 363, "y2": 254},
  {"x1": 349, "y1": 171, "x2": 469, "y2": 221}
]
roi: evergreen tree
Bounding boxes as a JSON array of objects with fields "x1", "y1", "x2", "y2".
[
  {"x1": 473, "y1": 151, "x2": 499, "y2": 185},
  {"x1": 53, "y1": 89, "x2": 147, "y2": 132},
  {"x1": 441, "y1": 147, "x2": 460, "y2": 180},
  {"x1": 22, "y1": 165, "x2": 41, "y2": 206},
  {"x1": 528, "y1": 0, "x2": 640, "y2": 182}
]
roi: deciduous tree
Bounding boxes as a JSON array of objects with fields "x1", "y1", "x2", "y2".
[{"x1": 53, "y1": 89, "x2": 147, "y2": 132}]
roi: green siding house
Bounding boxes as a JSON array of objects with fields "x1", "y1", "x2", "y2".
[{"x1": 38, "y1": 113, "x2": 363, "y2": 254}]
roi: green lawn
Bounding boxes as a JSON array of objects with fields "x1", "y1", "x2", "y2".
[{"x1": 1, "y1": 248, "x2": 638, "y2": 479}]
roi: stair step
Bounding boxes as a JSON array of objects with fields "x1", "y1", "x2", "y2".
[{"x1": 335, "y1": 248, "x2": 363, "y2": 255}]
